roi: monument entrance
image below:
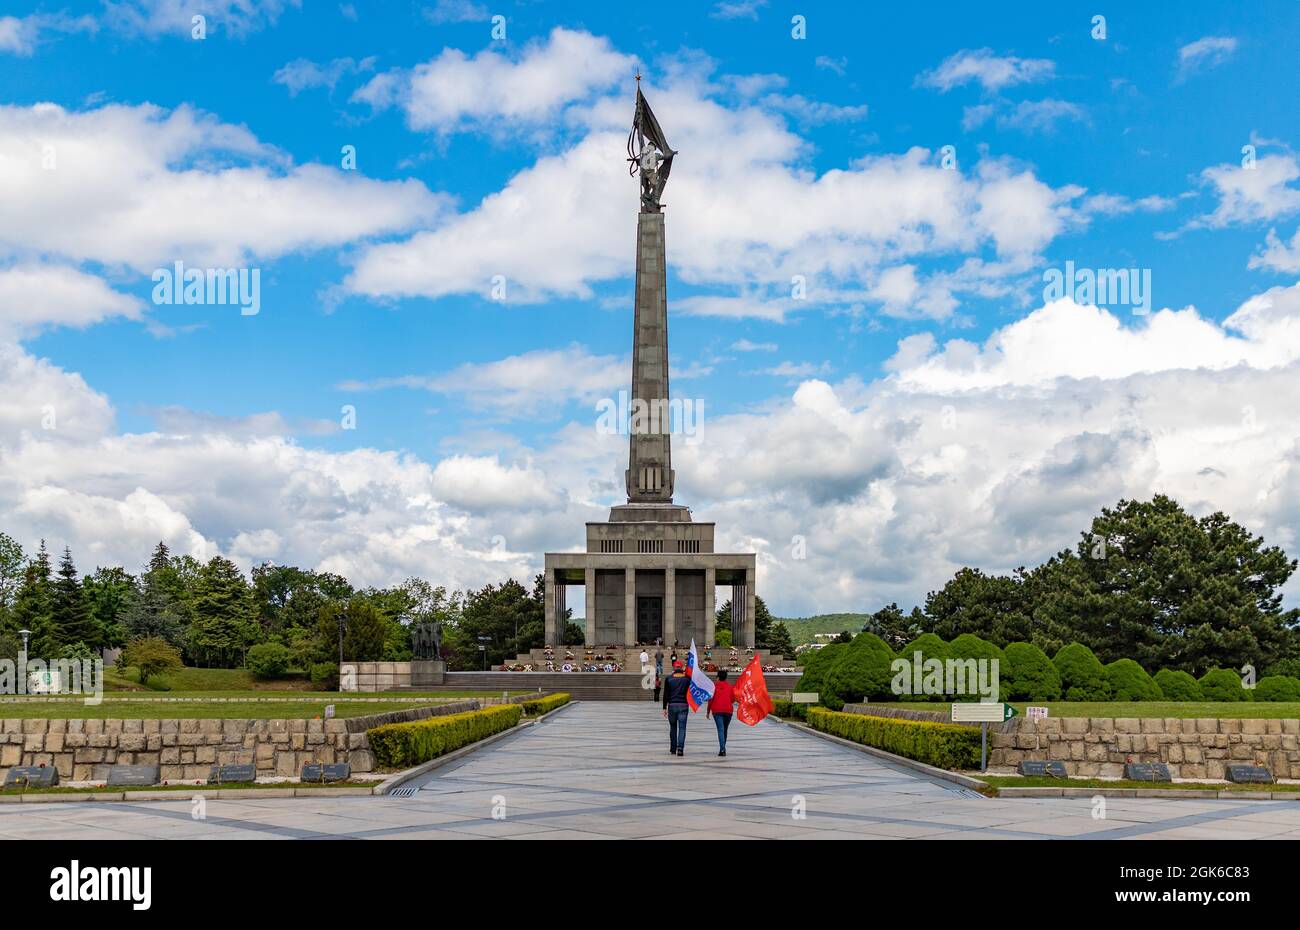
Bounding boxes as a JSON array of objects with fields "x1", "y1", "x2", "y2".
[{"x1": 543, "y1": 81, "x2": 757, "y2": 649}]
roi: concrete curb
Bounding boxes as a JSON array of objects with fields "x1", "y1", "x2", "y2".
[
  {"x1": 373, "y1": 699, "x2": 577, "y2": 796},
  {"x1": 0, "y1": 785, "x2": 380, "y2": 804},
  {"x1": 994, "y1": 785, "x2": 1298, "y2": 800},
  {"x1": 783, "y1": 720, "x2": 989, "y2": 793}
]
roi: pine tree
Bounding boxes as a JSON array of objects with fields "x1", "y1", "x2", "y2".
[
  {"x1": 185, "y1": 556, "x2": 255, "y2": 667},
  {"x1": 51, "y1": 547, "x2": 97, "y2": 650},
  {"x1": 12, "y1": 542, "x2": 55, "y2": 657}
]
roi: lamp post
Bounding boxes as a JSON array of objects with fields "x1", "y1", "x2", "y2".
[
  {"x1": 477, "y1": 635, "x2": 491, "y2": 672},
  {"x1": 18, "y1": 629, "x2": 29, "y2": 696},
  {"x1": 336, "y1": 612, "x2": 345, "y2": 667},
  {"x1": 18, "y1": 628, "x2": 30, "y2": 659}
]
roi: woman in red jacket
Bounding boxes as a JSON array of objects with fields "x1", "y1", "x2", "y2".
[{"x1": 706, "y1": 670, "x2": 738, "y2": 756}]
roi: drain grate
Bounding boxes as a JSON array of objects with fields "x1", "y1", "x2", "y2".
[{"x1": 389, "y1": 786, "x2": 419, "y2": 798}]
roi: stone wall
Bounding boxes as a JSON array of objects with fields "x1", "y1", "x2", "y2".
[
  {"x1": 842, "y1": 703, "x2": 953, "y2": 724},
  {"x1": 0, "y1": 700, "x2": 479, "y2": 784},
  {"x1": 989, "y1": 716, "x2": 1300, "y2": 779},
  {"x1": 340, "y1": 661, "x2": 445, "y2": 691}
]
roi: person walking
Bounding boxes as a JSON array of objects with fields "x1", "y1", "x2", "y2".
[
  {"x1": 654, "y1": 644, "x2": 664, "y2": 677},
  {"x1": 661, "y1": 660, "x2": 691, "y2": 756},
  {"x1": 639, "y1": 647, "x2": 650, "y2": 672},
  {"x1": 706, "y1": 669, "x2": 738, "y2": 757},
  {"x1": 653, "y1": 671, "x2": 662, "y2": 703}
]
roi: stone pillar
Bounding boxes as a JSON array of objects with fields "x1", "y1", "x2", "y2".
[
  {"x1": 746, "y1": 566, "x2": 757, "y2": 650},
  {"x1": 704, "y1": 566, "x2": 716, "y2": 645},
  {"x1": 624, "y1": 566, "x2": 636, "y2": 646},
  {"x1": 584, "y1": 567, "x2": 596, "y2": 645},
  {"x1": 544, "y1": 567, "x2": 559, "y2": 645},
  {"x1": 663, "y1": 567, "x2": 676, "y2": 646}
]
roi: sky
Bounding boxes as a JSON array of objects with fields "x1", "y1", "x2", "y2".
[{"x1": 1, "y1": 0, "x2": 1299, "y2": 617}]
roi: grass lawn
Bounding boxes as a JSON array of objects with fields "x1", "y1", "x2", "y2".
[
  {"x1": 978, "y1": 774, "x2": 1300, "y2": 792},
  {"x1": 105, "y1": 666, "x2": 306, "y2": 691},
  {"x1": 0, "y1": 700, "x2": 433, "y2": 720}
]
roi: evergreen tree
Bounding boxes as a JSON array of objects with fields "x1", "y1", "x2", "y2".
[
  {"x1": 862, "y1": 602, "x2": 923, "y2": 652},
  {"x1": 83, "y1": 567, "x2": 138, "y2": 649},
  {"x1": 51, "y1": 547, "x2": 97, "y2": 649},
  {"x1": 11, "y1": 542, "x2": 55, "y2": 657},
  {"x1": 185, "y1": 556, "x2": 256, "y2": 667},
  {"x1": 0, "y1": 531, "x2": 25, "y2": 628}
]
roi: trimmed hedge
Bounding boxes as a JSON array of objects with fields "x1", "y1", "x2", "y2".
[
  {"x1": 520, "y1": 693, "x2": 571, "y2": 716},
  {"x1": 772, "y1": 700, "x2": 809, "y2": 720},
  {"x1": 1104, "y1": 658, "x2": 1163, "y2": 702},
  {"x1": 1153, "y1": 668, "x2": 1203, "y2": 701},
  {"x1": 1252, "y1": 675, "x2": 1300, "y2": 702},
  {"x1": 1053, "y1": 643, "x2": 1112, "y2": 701},
  {"x1": 825, "y1": 632, "x2": 895, "y2": 705},
  {"x1": 807, "y1": 707, "x2": 983, "y2": 770},
  {"x1": 1199, "y1": 667, "x2": 1253, "y2": 702},
  {"x1": 796, "y1": 643, "x2": 848, "y2": 710},
  {"x1": 367, "y1": 705, "x2": 523, "y2": 769},
  {"x1": 1003, "y1": 642, "x2": 1062, "y2": 701}
]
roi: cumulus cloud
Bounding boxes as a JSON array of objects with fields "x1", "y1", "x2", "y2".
[
  {"x1": 1176, "y1": 36, "x2": 1238, "y2": 81},
  {"x1": 1188, "y1": 154, "x2": 1300, "y2": 230},
  {"x1": 916, "y1": 48, "x2": 1055, "y2": 93},
  {"x1": 0, "y1": 12, "x2": 95, "y2": 55},
  {"x1": 0, "y1": 102, "x2": 447, "y2": 271},
  {"x1": 102, "y1": 0, "x2": 301, "y2": 38},
  {"x1": 1251, "y1": 227, "x2": 1300, "y2": 273},
  {"x1": 273, "y1": 56, "x2": 376, "y2": 96},
  {"x1": 0, "y1": 264, "x2": 141, "y2": 336}
]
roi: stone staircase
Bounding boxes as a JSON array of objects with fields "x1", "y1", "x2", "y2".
[{"x1": 503, "y1": 645, "x2": 799, "y2": 674}]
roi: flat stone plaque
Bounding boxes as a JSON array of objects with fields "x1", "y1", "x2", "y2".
[
  {"x1": 208, "y1": 763, "x2": 257, "y2": 784},
  {"x1": 106, "y1": 764, "x2": 160, "y2": 787},
  {"x1": 1225, "y1": 764, "x2": 1273, "y2": 784},
  {"x1": 1017, "y1": 760, "x2": 1068, "y2": 778},
  {"x1": 4, "y1": 766, "x2": 58, "y2": 788},
  {"x1": 301, "y1": 763, "x2": 350, "y2": 783},
  {"x1": 1124, "y1": 762, "x2": 1172, "y2": 782}
]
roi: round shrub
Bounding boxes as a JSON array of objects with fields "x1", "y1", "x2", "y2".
[
  {"x1": 1252, "y1": 675, "x2": 1300, "y2": 702},
  {"x1": 796, "y1": 643, "x2": 847, "y2": 710},
  {"x1": 310, "y1": 660, "x2": 339, "y2": 691},
  {"x1": 946, "y1": 633, "x2": 1009, "y2": 702},
  {"x1": 825, "y1": 632, "x2": 895, "y2": 705},
  {"x1": 1153, "y1": 668, "x2": 1203, "y2": 702},
  {"x1": 246, "y1": 642, "x2": 291, "y2": 680},
  {"x1": 1003, "y1": 642, "x2": 1062, "y2": 701},
  {"x1": 1104, "y1": 659, "x2": 1163, "y2": 702},
  {"x1": 1263, "y1": 658, "x2": 1300, "y2": 679},
  {"x1": 897, "y1": 633, "x2": 950, "y2": 703},
  {"x1": 1052, "y1": 643, "x2": 1112, "y2": 701},
  {"x1": 1199, "y1": 667, "x2": 1252, "y2": 702}
]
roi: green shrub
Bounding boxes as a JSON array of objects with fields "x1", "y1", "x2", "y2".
[
  {"x1": 1199, "y1": 667, "x2": 1252, "y2": 702},
  {"x1": 367, "y1": 705, "x2": 523, "y2": 769},
  {"x1": 807, "y1": 707, "x2": 983, "y2": 770},
  {"x1": 520, "y1": 693, "x2": 571, "y2": 716},
  {"x1": 1104, "y1": 658, "x2": 1163, "y2": 702},
  {"x1": 772, "y1": 700, "x2": 808, "y2": 719},
  {"x1": 1053, "y1": 644, "x2": 1112, "y2": 701},
  {"x1": 120, "y1": 636, "x2": 183, "y2": 688},
  {"x1": 946, "y1": 634, "x2": 1008, "y2": 702},
  {"x1": 1003, "y1": 642, "x2": 1062, "y2": 701},
  {"x1": 796, "y1": 643, "x2": 847, "y2": 710},
  {"x1": 1263, "y1": 657, "x2": 1300, "y2": 679},
  {"x1": 1252, "y1": 676, "x2": 1300, "y2": 702},
  {"x1": 310, "y1": 661, "x2": 339, "y2": 691},
  {"x1": 246, "y1": 642, "x2": 291, "y2": 680},
  {"x1": 825, "y1": 632, "x2": 895, "y2": 705},
  {"x1": 896, "y1": 633, "x2": 950, "y2": 702},
  {"x1": 1153, "y1": 668, "x2": 1203, "y2": 701}
]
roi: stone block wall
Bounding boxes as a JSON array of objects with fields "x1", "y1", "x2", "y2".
[
  {"x1": 0, "y1": 700, "x2": 479, "y2": 783},
  {"x1": 989, "y1": 716, "x2": 1300, "y2": 779}
]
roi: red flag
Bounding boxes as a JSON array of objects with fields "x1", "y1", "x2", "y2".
[{"x1": 734, "y1": 654, "x2": 774, "y2": 726}]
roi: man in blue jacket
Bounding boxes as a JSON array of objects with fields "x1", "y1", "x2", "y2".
[{"x1": 661, "y1": 660, "x2": 691, "y2": 756}]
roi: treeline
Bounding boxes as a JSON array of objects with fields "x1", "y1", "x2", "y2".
[
  {"x1": 861, "y1": 496, "x2": 1300, "y2": 676},
  {"x1": 0, "y1": 537, "x2": 586, "y2": 675}
]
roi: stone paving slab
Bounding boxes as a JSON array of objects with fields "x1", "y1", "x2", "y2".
[{"x1": 0, "y1": 701, "x2": 1298, "y2": 839}]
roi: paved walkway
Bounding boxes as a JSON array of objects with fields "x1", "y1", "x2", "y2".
[{"x1": 4, "y1": 702, "x2": 1300, "y2": 839}]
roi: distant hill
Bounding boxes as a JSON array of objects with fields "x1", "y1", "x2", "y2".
[{"x1": 776, "y1": 613, "x2": 870, "y2": 647}]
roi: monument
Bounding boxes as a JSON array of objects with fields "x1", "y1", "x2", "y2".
[{"x1": 543, "y1": 83, "x2": 757, "y2": 648}]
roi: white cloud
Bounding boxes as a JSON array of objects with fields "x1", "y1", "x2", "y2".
[
  {"x1": 917, "y1": 48, "x2": 1055, "y2": 93},
  {"x1": 711, "y1": 0, "x2": 767, "y2": 19},
  {"x1": 422, "y1": 0, "x2": 487, "y2": 24},
  {"x1": 351, "y1": 27, "x2": 634, "y2": 134},
  {"x1": 0, "y1": 12, "x2": 95, "y2": 55},
  {"x1": 102, "y1": 0, "x2": 301, "y2": 38},
  {"x1": 1251, "y1": 227, "x2": 1300, "y2": 273},
  {"x1": 999, "y1": 98, "x2": 1087, "y2": 133},
  {"x1": 0, "y1": 264, "x2": 141, "y2": 336},
  {"x1": 273, "y1": 56, "x2": 376, "y2": 96},
  {"x1": 1190, "y1": 154, "x2": 1300, "y2": 230},
  {"x1": 1081, "y1": 193, "x2": 1177, "y2": 216},
  {"x1": 1177, "y1": 36, "x2": 1238, "y2": 81},
  {"x1": 0, "y1": 102, "x2": 447, "y2": 271},
  {"x1": 731, "y1": 339, "x2": 777, "y2": 352}
]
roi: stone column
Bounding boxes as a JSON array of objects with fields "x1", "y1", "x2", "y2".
[
  {"x1": 704, "y1": 566, "x2": 716, "y2": 645},
  {"x1": 544, "y1": 567, "x2": 559, "y2": 645},
  {"x1": 663, "y1": 566, "x2": 676, "y2": 646},
  {"x1": 624, "y1": 566, "x2": 636, "y2": 646},
  {"x1": 584, "y1": 567, "x2": 596, "y2": 645},
  {"x1": 746, "y1": 566, "x2": 757, "y2": 649}
]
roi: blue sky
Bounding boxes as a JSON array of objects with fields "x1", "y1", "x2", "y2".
[{"x1": 2, "y1": 1, "x2": 1299, "y2": 616}]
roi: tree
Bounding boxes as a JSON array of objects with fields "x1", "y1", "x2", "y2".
[
  {"x1": 765, "y1": 620, "x2": 795, "y2": 659},
  {"x1": 1104, "y1": 658, "x2": 1163, "y2": 702},
  {"x1": 1198, "y1": 667, "x2": 1252, "y2": 702},
  {"x1": 1152, "y1": 669, "x2": 1202, "y2": 701},
  {"x1": 825, "y1": 632, "x2": 895, "y2": 705},
  {"x1": 445, "y1": 577, "x2": 543, "y2": 670},
  {"x1": 1032, "y1": 496, "x2": 1298, "y2": 673},
  {"x1": 1053, "y1": 643, "x2": 1112, "y2": 701},
  {"x1": 1002, "y1": 642, "x2": 1062, "y2": 701},
  {"x1": 922, "y1": 568, "x2": 1034, "y2": 646},
  {"x1": 83, "y1": 567, "x2": 137, "y2": 649},
  {"x1": 947, "y1": 633, "x2": 1009, "y2": 701},
  {"x1": 51, "y1": 547, "x2": 97, "y2": 649},
  {"x1": 861, "y1": 603, "x2": 923, "y2": 652},
  {"x1": 11, "y1": 542, "x2": 55, "y2": 657},
  {"x1": 795, "y1": 642, "x2": 847, "y2": 709},
  {"x1": 0, "y1": 531, "x2": 24, "y2": 623},
  {"x1": 319, "y1": 597, "x2": 392, "y2": 664},
  {"x1": 120, "y1": 636, "x2": 183, "y2": 687},
  {"x1": 185, "y1": 556, "x2": 256, "y2": 667}
]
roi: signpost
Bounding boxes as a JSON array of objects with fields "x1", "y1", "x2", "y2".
[{"x1": 951, "y1": 703, "x2": 1018, "y2": 772}]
